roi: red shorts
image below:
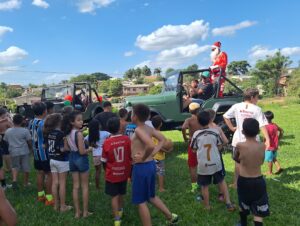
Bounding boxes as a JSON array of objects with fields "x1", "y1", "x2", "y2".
[{"x1": 187, "y1": 145, "x2": 198, "y2": 168}]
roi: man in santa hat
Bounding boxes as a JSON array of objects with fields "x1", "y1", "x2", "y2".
[{"x1": 210, "y1": 41, "x2": 228, "y2": 97}]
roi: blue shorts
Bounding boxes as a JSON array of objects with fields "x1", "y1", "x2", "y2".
[
  {"x1": 69, "y1": 151, "x2": 89, "y2": 173},
  {"x1": 265, "y1": 150, "x2": 277, "y2": 162},
  {"x1": 132, "y1": 161, "x2": 156, "y2": 204}
]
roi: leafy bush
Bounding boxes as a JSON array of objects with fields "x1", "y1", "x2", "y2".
[
  {"x1": 287, "y1": 68, "x2": 300, "y2": 98},
  {"x1": 148, "y1": 85, "x2": 162, "y2": 95}
]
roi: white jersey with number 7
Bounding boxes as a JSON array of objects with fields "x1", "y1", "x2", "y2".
[{"x1": 191, "y1": 128, "x2": 223, "y2": 175}]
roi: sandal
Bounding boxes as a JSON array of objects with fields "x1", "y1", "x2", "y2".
[{"x1": 226, "y1": 203, "x2": 236, "y2": 212}]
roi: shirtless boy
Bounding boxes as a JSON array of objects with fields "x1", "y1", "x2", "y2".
[
  {"x1": 234, "y1": 118, "x2": 270, "y2": 226},
  {"x1": 182, "y1": 103, "x2": 202, "y2": 192},
  {"x1": 131, "y1": 104, "x2": 178, "y2": 226}
]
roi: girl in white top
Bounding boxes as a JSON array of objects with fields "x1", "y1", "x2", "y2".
[
  {"x1": 62, "y1": 111, "x2": 92, "y2": 219},
  {"x1": 85, "y1": 119, "x2": 110, "y2": 189}
]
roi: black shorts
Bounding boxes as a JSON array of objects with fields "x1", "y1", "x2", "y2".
[
  {"x1": 237, "y1": 176, "x2": 270, "y2": 217},
  {"x1": 105, "y1": 180, "x2": 127, "y2": 197},
  {"x1": 197, "y1": 170, "x2": 225, "y2": 186},
  {"x1": 0, "y1": 135, "x2": 9, "y2": 155},
  {"x1": 34, "y1": 159, "x2": 51, "y2": 172}
]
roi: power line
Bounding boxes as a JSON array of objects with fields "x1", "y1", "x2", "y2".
[
  {"x1": 0, "y1": 68, "x2": 125, "y2": 77},
  {"x1": 0, "y1": 68, "x2": 79, "y2": 75}
]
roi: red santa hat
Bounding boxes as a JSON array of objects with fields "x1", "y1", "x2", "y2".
[{"x1": 211, "y1": 41, "x2": 221, "y2": 49}]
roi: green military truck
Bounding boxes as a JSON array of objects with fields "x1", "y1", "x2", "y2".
[
  {"x1": 124, "y1": 69, "x2": 243, "y2": 139},
  {"x1": 17, "y1": 82, "x2": 104, "y2": 123}
]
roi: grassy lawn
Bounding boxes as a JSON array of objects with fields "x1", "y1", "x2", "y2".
[{"x1": 5, "y1": 100, "x2": 300, "y2": 226}]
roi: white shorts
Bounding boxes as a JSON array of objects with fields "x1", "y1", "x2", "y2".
[{"x1": 50, "y1": 159, "x2": 69, "y2": 173}]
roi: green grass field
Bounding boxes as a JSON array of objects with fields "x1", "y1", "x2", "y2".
[{"x1": 5, "y1": 100, "x2": 300, "y2": 226}]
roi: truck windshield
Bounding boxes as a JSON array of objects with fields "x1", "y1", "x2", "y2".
[
  {"x1": 164, "y1": 71, "x2": 179, "y2": 91},
  {"x1": 44, "y1": 86, "x2": 73, "y2": 100}
]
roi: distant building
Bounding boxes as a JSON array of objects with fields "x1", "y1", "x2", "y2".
[
  {"x1": 13, "y1": 94, "x2": 40, "y2": 105},
  {"x1": 122, "y1": 84, "x2": 150, "y2": 96},
  {"x1": 144, "y1": 75, "x2": 158, "y2": 83},
  {"x1": 8, "y1": 84, "x2": 24, "y2": 90},
  {"x1": 228, "y1": 75, "x2": 253, "y2": 81}
]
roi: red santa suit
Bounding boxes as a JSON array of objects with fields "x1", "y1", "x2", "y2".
[{"x1": 210, "y1": 41, "x2": 228, "y2": 97}]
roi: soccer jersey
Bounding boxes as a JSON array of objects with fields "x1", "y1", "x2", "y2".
[
  {"x1": 101, "y1": 135, "x2": 131, "y2": 183},
  {"x1": 266, "y1": 123, "x2": 279, "y2": 151},
  {"x1": 223, "y1": 102, "x2": 268, "y2": 147},
  {"x1": 85, "y1": 131, "x2": 110, "y2": 157},
  {"x1": 29, "y1": 118, "x2": 47, "y2": 161},
  {"x1": 191, "y1": 128, "x2": 223, "y2": 175},
  {"x1": 125, "y1": 123, "x2": 136, "y2": 138},
  {"x1": 45, "y1": 129, "x2": 68, "y2": 161}
]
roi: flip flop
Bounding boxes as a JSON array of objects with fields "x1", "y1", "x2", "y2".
[
  {"x1": 60, "y1": 205, "x2": 73, "y2": 213},
  {"x1": 83, "y1": 212, "x2": 93, "y2": 218}
]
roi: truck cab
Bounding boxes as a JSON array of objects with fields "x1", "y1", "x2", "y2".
[{"x1": 125, "y1": 69, "x2": 243, "y2": 131}]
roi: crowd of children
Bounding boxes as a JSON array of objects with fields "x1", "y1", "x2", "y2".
[{"x1": 0, "y1": 87, "x2": 284, "y2": 226}]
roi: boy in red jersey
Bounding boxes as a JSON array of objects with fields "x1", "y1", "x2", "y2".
[
  {"x1": 264, "y1": 111, "x2": 284, "y2": 175},
  {"x1": 101, "y1": 117, "x2": 131, "y2": 226},
  {"x1": 182, "y1": 103, "x2": 202, "y2": 192}
]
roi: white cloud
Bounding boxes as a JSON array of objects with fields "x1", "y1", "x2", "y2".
[
  {"x1": 212, "y1": 20, "x2": 257, "y2": 36},
  {"x1": 155, "y1": 44, "x2": 210, "y2": 67},
  {"x1": 0, "y1": 0, "x2": 21, "y2": 11},
  {"x1": 32, "y1": 0, "x2": 49, "y2": 9},
  {"x1": 32, "y1": 59, "x2": 39, "y2": 64},
  {"x1": 0, "y1": 26, "x2": 13, "y2": 38},
  {"x1": 249, "y1": 45, "x2": 300, "y2": 61},
  {"x1": 0, "y1": 46, "x2": 28, "y2": 65},
  {"x1": 77, "y1": 0, "x2": 115, "y2": 13},
  {"x1": 135, "y1": 20, "x2": 209, "y2": 51},
  {"x1": 124, "y1": 51, "x2": 135, "y2": 57},
  {"x1": 281, "y1": 47, "x2": 300, "y2": 56},
  {"x1": 135, "y1": 44, "x2": 210, "y2": 69}
]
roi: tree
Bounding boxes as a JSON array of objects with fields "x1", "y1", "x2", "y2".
[
  {"x1": 6, "y1": 89, "x2": 22, "y2": 98},
  {"x1": 124, "y1": 69, "x2": 135, "y2": 79},
  {"x1": 287, "y1": 67, "x2": 300, "y2": 98},
  {"x1": 91, "y1": 72, "x2": 111, "y2": 81},
  {"x1": 251, "y1": 51, "x2": 292, "y2": 96},
  {"x1": 154, "y1": 68, "x2": 162, "y2": 76},
  {"x1": 141, "y1": 65, "x2": 152, "y2": 76},
  {"x1": 165, "y1": 68, "x2": 175, "y2": 75},
  {"x1": 183, "y1": 64, "x2": 199, "y2": 82},
  {"x1": 28, "y1": 83, "x2": 38, "y2": 88},
  {"x1": 0, "y1": 82, "x2": 7, "y2": 90},
  {"x1": 98, "y1": 80, "x2": 110, "y2": 93},
  {"x1": 108, "y1": 79, "x2": 123, "y2": 96},
  {"x1": 70, "y1": 72, "x2": 110, "y2": 83},
  {"x1": 227, "y1": 61, "x2": 251, "y2": 75},
  {"x1": 134, "y1": 67, "x2": 142, "y2": 78}
]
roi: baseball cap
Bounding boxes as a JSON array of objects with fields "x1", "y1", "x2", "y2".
[
  {"x1": 189, "y1": 103, "x2": 200, "y2": 111},
  {"x1": 201, "y1": 71, "x2": 210, "y2": 78}
]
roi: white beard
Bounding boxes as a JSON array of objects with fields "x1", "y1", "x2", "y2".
[{"x1": 210, "y1": 48, "x2": 220, "y2": 63}]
